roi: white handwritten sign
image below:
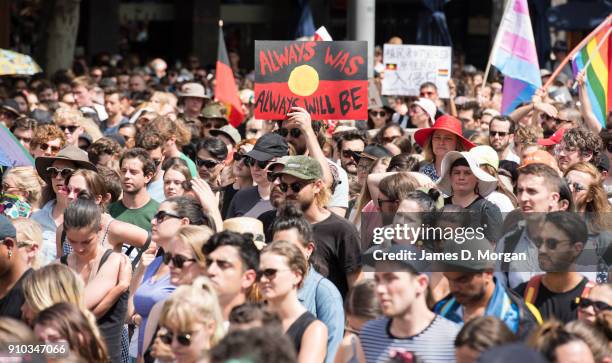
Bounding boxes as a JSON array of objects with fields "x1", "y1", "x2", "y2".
[{"x1": 382, "y1": 44, "x2": 452, "y2": 98}]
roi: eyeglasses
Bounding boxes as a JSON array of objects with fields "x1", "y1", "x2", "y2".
[
  {"x1": 382, "y1": 135, "x2": 400, "y2": 144},
  {"x1": 59, "y1": 125, "x2": 79, "y2": 133},
  {"x1": 278, "y1": 127, "x2": 302, "y2": 138},
  {"x1": 256, "y1": 268, "x2": 290, "y2": 281},
  {"x1": 533, "y1": 237, "x2": 572, "y2": 250},
  {"x1": 46, "y1": 167, "x2": 74, "y2": 179},
  {"x1": 565, "y1": 178, "x2": 587, "y2": 192},
  {"x1": 369, "y1": 110, "x2": 387, "y2": 118},
  {"x1": 196, "y1": 157, "x2": 221, "y2": 169},
  {"x1": 152, "y1": 210, "x2": 182, "y2": 223},
  {"x1": 38, "y1": 143, "x2": 61, "y2": 154},
  {"x1": 267, "y1": 171, "x2": 281, "y2": 183},
  {"x1": 159, "y1": 330, "x2": 194, "y2": 346},
  {"x1": 490, "y1": 131, "x2": 508, "y2": 137},
  {"x1": 341, "y1": 150, "x2": 362, "y2": 160},
  {"x1": 578, "y1": 297, "x2": 612, "y2": 312},
  {"x1": 163, "y1": 252, "x2": 196, "y2": 268},
  {"x1": 279, "y1": 181, "x2": 313, "y2": 193},
  {"x1": 244, "y1": 156, "x2": 269, "y2": 169}
]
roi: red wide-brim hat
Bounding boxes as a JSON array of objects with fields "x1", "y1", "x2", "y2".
[{"x1": 413, "y1": 115, "x2": 476, "y2": 150}]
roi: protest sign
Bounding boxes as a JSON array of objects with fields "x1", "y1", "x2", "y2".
[
  {"x1": 382, "y1": 44, "x2": 452, "y2": 98},
  {"x1": 254, "y1": 41, "x2": 368, "y2": 120}
]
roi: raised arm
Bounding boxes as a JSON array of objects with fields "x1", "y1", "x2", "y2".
[
  {"x1": 102, "y1": 214, "x2": 149, "y2": 250},
  {"x1": 190, "y1": 178, "x2": 223, "y2": 231},
  {"x1": 576, "y1": 70, "x2": 602, "y2": 133}
]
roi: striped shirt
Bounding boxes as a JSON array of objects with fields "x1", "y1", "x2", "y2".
[{"x1": 360, "y1": 315, "x2": 460, "y2": 363}]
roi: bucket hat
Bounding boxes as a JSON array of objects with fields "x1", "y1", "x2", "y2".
[
  {"x1": 412, "y1": 98, "x2": 436, "y2": 124},
  {"x1": 414, "y1": 115, "x2": 475, "y2": 150},
  {"x1": 178, "y1": 82, "x2": 210, "y2": 99},
  {"x1": 436, "y1": 151, "x2": 497, "y2": 197},
  {"x1": 35, "y1": 145, "x2": 97, "y2": 183},
  {"x1": 470, "y1": 145, "x2": 499, "y2": 170}
]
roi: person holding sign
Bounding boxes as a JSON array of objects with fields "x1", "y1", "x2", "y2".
[{"x1": 414, "y1": 115, "x2": 475, "y2": 181}]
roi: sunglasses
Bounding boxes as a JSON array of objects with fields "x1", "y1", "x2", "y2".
[
  {"x1": 490, "y1": 131, "x2": 508, "y2": 137},
  {"x1": 533, "y1": 237, "x2": 571, "y2": 250},
  {"x1": 47, "y1": 167, "x2": 74, "y2": 179},
  {"x1": 204, "y1": 121, "x2": 226, "y2": 129},
  {"x1": 153, "y1": 210, "x2": 182, "y2": 223},
  {"x1": 342, "y1": 150, "x2": 362, "y2": 160},
  {"x1": 267, "y1": 171, "x2": 281, "y2": 183},
  {"x1": 38, "y1": 143, "x2": 61, "y2": 153},
  {"x1": 159, "y1": 331, "x2": 194, "y2": 346},
  {"x1": 369, "y1": 110, "x2": 387, "y2": 118},
  {"x1": 278, "y1": 128, "x2": 301, "y2": 138},
  {"x1": 279, "y1": 181, "x2": 313, "y2": 193},
  {"x1": 578, "y1": 297, "x2": 612, "y2": 312},
  {"x1": 244, "y1": 156, "x2": 270, "y2": 169},
  {"x1": 233, "y1": 152, "x2": 246, "y2": 162},
  {"x1": 163, "y1": 252, "x2": 196, "y2": 268},
  {"x1": 256, "y1": 268, "x2": 290, "y2": 281},
  {"x1": 382, "y1": 135, "x2": 400, "y2": 144},
  {"x1": 196, "y1": 157, "x2": 221, "y2": 169},
  {"x1": 565, "y1": 178, "x2": 587, "y2": 192},
  {"x1": 59, "y1": 125, "x2": 79, "y2": 133}
]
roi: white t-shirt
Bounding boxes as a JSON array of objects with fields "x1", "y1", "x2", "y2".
[{"x1": 485, "y1": 191, "x2": 515, "y2": 213}]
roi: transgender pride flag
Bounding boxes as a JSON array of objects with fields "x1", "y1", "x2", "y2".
[{"x1": 490, "y1": 0, "x2": 541, "y2": 114}]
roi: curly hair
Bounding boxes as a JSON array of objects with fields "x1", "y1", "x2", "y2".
[
  {"x1": 562, "y1": 127, "x2": 603, "y2": 167},
  {"x1": 514, "y1": 124, "x2": 543, "y2": 148},
  {"x1": 149, "y1": 115, "x2": 191, "y2": 147},
  {"x1": 31, "y1": 124, "x2": 66, "y2": 150},
  {"x1": 87, "y1": 137, "x2": 121, "y2": 165}
]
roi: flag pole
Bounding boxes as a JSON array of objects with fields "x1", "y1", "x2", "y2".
[
  {"x1": 543, "y1": 14, "x2": 611, "y2": 90},
  {"x1": 481, "y1": 0, "x2": 513, "y2": 95}
]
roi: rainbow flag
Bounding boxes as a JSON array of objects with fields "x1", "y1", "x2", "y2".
[
  {"x1": 572, "y1": 22, "x2": 611, "y2": 126},
  {"x1": 490, "y1": 0, "x2": 541, "y2": 114}
]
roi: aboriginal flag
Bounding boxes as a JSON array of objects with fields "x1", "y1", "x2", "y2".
[{"x1": 215, "y1": 24, "x2": 244, "y2": 127}]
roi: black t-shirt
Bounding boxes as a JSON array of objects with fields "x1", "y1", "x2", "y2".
[
  {"x1": 0, "y1": 268, "x2": 32, "y2": 319},
  {"x1": 443, "y1": 196, "x2": 503, "y2": 242},
  {"x1": 514, "y1": 276, "x2": 589, "y2": 323},
  {"x1": 312, "y1": 212, "x2": 362, "y2": 298},
  {"x1": 221, "y1": 184, "x2": 240, "y2": 219},
  {"x1": 258, "y1": 209, "x2": 277, "y2": 242}
]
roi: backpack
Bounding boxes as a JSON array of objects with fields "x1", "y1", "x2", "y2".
[{"x1": 523, "y1": 274, "x2": 596, "y2": 320}]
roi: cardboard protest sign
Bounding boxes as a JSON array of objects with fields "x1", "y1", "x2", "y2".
[
  {"x1": 254, "y1": 41, "x2": 368, "y2": 120},
  {"x1": 382, "y1": 44, "x2": 452, "y2": 98}
]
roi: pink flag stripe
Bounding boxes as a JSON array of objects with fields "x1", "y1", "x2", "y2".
[
  {"x1": 513, "y1": 0, "x2": 529, "y2": 15},
  {"x1": 500, "y1": 31, "x2": 539, "y2": 64}
]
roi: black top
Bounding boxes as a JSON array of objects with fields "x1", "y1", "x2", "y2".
[
  {"x1": 312, "y1": 212, "x2": 362, "y2": 298},
  {"x1": 221, "y1": 184, "x2": 240, "y2": 219},
  {"x1": 514, "y1": 277, "x2": 589, "y2": 323},
  {"x1": 0, "y1": 268, "x2": 32, "y2": 320},
  {"x1": 286, "y1": 311, "x2": 317, "y2": 355},
  {"x1": 443, "y1": 196, "x2": 503, "y2": 242},
  {"x1": 258, "y1": 208, "x2": 277, "y2": 242},
  {"x1": 62, "y1": 250, "x2": 128, "y2": 363}
]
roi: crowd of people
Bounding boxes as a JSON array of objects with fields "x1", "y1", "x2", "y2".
[{"x1": 0, "y1": 39, "x2": 610, "y2": 363}]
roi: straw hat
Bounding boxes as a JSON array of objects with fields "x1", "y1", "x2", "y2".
[
  {"x1": 223, "y1": 217, "x2": 266, "y2": 250},
  {"x1": 35, "y1": 145, "x2": 97, "y2": 184},
  {"x1": 414, "y1": 115, "x2": 475, "y2": 150},
  {"x1": 436, "y1": 151, "x2": 497, "y2": 197}
]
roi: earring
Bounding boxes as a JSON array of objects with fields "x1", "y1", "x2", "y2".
[{"x1": 7, "y1": 249, "x2": 12, "y2": 259}]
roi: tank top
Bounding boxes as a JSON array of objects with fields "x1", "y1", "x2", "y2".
[
  {"x1": 285, "y1": 311, "x2": 317, "y2": 355},
  {"x1": 61, "y1": 249, "x2": 129, "y2": 363}
]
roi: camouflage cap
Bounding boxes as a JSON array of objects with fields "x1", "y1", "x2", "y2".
[
  {"x1": 201, "y1": 103, "x2": 227, "y2": 120},
  {"x1": 277, "y1": 155, "x2": 322, "y2": 180}
]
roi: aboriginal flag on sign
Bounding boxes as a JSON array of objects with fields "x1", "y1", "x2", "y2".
[
  {"x1": 215, "y1": 24, "x2": 244, "y2": 127},
  {"x1": 254, "y1": 41, "x2": 368, "y2": 120}
]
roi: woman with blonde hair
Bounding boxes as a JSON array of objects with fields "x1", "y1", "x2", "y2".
[
  {"x1": 564, "y1": 162, "x2": 611, "y2": 229},
  {"x1": 12, "y1": 218, "x2": 43, "y2": 269},
  {"x1": 2, "y1": 166, "x2": 44, "y2": 211},
  {"x1": 166, "y1": 225, "x2": 213, "y2": 286},
  {"x1": 158, "y1": 278, "x2": 225, "y2": 363},
  {"x1": 259, "y1": 240, "x2": 327, "y2": 363},
  {"x1": 151, "y1": 91, "x2": 178, "y2": 116},
  {"x1": 53, "y1": 107, "x2": 102, "y2": 146},
  {"x1": 20, "y1": 263, "x2": 86, "y2": 325}
]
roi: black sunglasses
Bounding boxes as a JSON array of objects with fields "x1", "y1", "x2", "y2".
[
  {"x1": 278, "y1": 128, "x2": 301, "y2": 138},
  {"x1": 159, "y1": 331, "x2": 194, "y2": 346},
  {"x1": 244, "y1": 156, "x2": 270, "y2": 169},
  {"x1": 39, "y1": 143, "x2": 61, "y2": 153},
  {"x1": 279, "y1": 181, "x2": 313, "y2": 193},
  {"x1": 163, "y1": 252, "x2": 196, "y2": 268},
  {"x1": 267, "y1": 171, "x2": 281, "y2": 183},
  {"x1": 578, "y1": 297, "x2": 612, "y2": 312},
  {"x1": 59, "y1": 125, "x2": 79, "y2": 133},
  {"x1": 196, "y1": 157, "x2": 221, "y2": 169},
  {"x1": 490, "y1": 131, "x2": 508, "y2": 137},
  {"x1": 369, "y1": 110, "x2": 387, "y2": 118},
  {"x1": 565, "y1": 179, "x2": 587, "y2": 192},
  {"x1": 341, "y1": 150, "x2": 362, "y2": 160},
  {"x1": 533, "y1": 237, "x2": 571, "y2": 250},
  {"x1": 233, "y1": 152, "x2": 245, "y2": 162},
  {"x1": 46, "y1": 167, "x2": 74, "y2": 179},
  {"x1": 153, "y1": 210, "x2": 182, "y2": 223},
  {"x1": 256, "y1": 268, "x2": 288, "y2": 281}
]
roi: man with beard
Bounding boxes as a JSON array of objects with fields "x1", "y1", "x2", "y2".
[
  {"x1": 337, "y1": 130, "x2": 366, "y2": 178},
  {"x1": 271, "y1": 155, "x2": 361, "y2": 298},
  {"x1": 434, "y1": 238, "x2": 538, "y2": 338},
  {"x1": 280, "y1": 107, "x2": 348, "y2": 217},
  {"x1": 514, "y1": 211, "x2": 594, "y2": 323},
  {"x1": 489, "y1": 116, "x2": 520, "y2": 163}
]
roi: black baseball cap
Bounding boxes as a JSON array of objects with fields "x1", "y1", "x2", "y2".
[{"x1": 246, "y1": 133, "x2": 289, "y2": 161}]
